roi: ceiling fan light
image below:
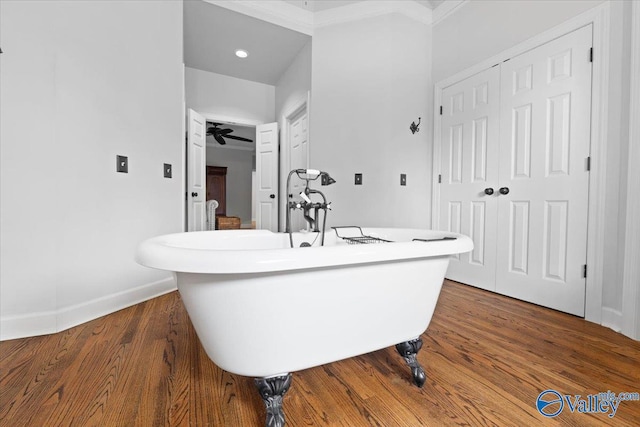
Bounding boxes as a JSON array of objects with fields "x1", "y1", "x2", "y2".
[{"x1": 235, "y1": 49, "x2": 248, "y2": 59}]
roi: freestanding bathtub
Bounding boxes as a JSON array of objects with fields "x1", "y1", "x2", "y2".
[{"x1": 136, "y1": 227, "x2": 472, "y2": 426}]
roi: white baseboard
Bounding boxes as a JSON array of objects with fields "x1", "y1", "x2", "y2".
[
  {"x1": 601, "y1": 307, "x2": 623, "y2": 333},
  {"x1": 0, "y1": 276, "x2": 176, "y2": 341},
  {"x1": 0, "y1": 310, "x2": 59, "y2": 341}
]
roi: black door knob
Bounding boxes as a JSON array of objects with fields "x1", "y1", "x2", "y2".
[
  {"x1": 499, "y1": 187, "x2": 510, "y2": 195},
  {"x1": 191, "y1": 192, "x2": 198, "y2": 197},
  {"x1": 484, "y1": 188, "x2": 494, "y2": 195},
  {"x1": 270, "y1": 194, "x2": 276, "y2": 199}
]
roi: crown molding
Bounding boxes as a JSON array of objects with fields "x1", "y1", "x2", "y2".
[
  {"x1": 314, "y1": 1, "x2": 432, "y2": 28},
  {"x1": 204, "y1": 0, "x2": 314, "y2": 35},
  {"x1": 432, "y1": 0, "x2": 468, "y2": 26},
  {"x1": 206, "y1": 1, "x2": 433, "y2": 34}
]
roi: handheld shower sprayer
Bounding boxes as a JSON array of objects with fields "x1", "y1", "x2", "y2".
[{"x1": 286, "y1": 169, "x2": 336, "y2": 248}]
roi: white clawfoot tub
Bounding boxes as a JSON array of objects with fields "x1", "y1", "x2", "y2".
[{"x1": 136, "y1": 227, "x2": 472, "y2": 426}]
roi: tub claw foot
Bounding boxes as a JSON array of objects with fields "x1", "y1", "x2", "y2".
[
  {"x1": 395, "y1": 338, "x2": 426, "y2": 388},
  {"x1": 255, "y1": 374, "x2": 292, "y2": 427}
]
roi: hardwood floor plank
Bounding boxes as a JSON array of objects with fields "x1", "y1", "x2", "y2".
[
  {"x1": 0, "y1": 323, "x2": 96, "y2": 425},
  {"x1": 43, "y1": 314, "x2": 137, "y2": 426},
  {"x1": 1, "y1": 281, "x2": 639, "y2": 426},
  {"x1": 164, "y1": 295, "x2": 193, "y2": 427}
]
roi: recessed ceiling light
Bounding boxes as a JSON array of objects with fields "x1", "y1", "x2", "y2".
[{"x1": 235, "y1": 49, "x2": 248, "y2": 59}]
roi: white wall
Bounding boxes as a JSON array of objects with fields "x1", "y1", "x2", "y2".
[
  {"x1": 432, "y1": 0, "x2": 605, "y2": 82},
  {"x1": 622, "y1": 0, "x2": 640, "y2": 340},
  {"x1": 276, "y1": 40, "x2": 312, "y2": 125},
  {"x1": 185, "y1": 67, "x2": 275, "y2": 123},
  {"x1": 433, "y1": 0, "x2": 634, "y2": 330},
  {"x1": 0, "y1": 0, "x2": 184, "y2": 340},
  {"x1": 275, "y1": 40, "x2": 312, "y2": 229},
  {"x1": 603, "y1": 0, "x2": 631, "y2": 319},
  {"x1": 311, "y1": 14, "x2": 432, "y2": 228}
]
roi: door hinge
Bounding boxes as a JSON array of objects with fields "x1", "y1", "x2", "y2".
[
  {"x1": 590, "y1": 47, "x2": 593, "y2": 62},
  {"x1": 583, "y1": 264, "x2": 588, "y2": 278},
  {"x1": 439, "y1": 106, "x2": 443, "y2": 115},
  {"x1": 438, "y1": 174, "x2": 442, "y2": 184},
  {"x1": 587, "y1": 156, "x2": 591, "y2": 171}
]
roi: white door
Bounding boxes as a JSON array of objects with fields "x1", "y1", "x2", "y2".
[
  {"x1": 288, "y1": 108, "x2": 309, "y2": 232},
  {"x1": 256, "y1": 122, "x2": 279, "y2": 231},
  {"x1": 187, "y1": 109, "x2": 206, "y2": 232},
  {"x1": 438, "y1": 25, "x2": 592, "y2": 316},
  {"x1": 440, "y1": 66, "x2": 501, "y2": 291},
  {"x1": 495, "y1": 25, "x2": 592, "y2": 316}
]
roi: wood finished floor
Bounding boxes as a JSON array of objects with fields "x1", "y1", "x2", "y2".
[{"x1": 1, "y1": 280, "x2": 639, "y2": 426}]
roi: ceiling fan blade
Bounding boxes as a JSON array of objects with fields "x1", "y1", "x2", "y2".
[
  {"x1": 219, "y1": 128, "x2": 234, "y2": 135},
  {"x1": 224, "y1": 135, "x2": 253, "y2": 142},
  {"x1": 214, "y1": 134, "x2": 226, "y2": 145}
]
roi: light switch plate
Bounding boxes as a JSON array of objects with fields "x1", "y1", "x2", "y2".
[
  {"x1": 164, "y1": 163, "x2": 172, "y2": 178},
  {"x1": 355, "y1": 173, "x2": 363, "y2": 185},
  {"x1": 117, "y1": 155, "x2": 128, "y2": 173},
  {"x1": 400, "y1": 174, "x2": 407, "y2": 186}
]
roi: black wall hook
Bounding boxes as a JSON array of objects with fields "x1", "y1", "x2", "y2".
[{"x1": 410, "y1": 117, "x2": 421, "y2": 134}]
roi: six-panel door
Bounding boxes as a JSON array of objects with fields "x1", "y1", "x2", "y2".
[
  {"x1": 440, "y1": 66, "x2": 500, "y2": 291},
  {"x1": 495, "y1": 25, "x2": 592, "y2": 316},
  {"x1": 439, "y1": 25, "x2": 592, "y2": 316}
]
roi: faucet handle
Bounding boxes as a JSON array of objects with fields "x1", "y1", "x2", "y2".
[
  {"x1": 299, "y1": 192, "x2": 312, "y2": 204},
  {"x1": 326, "y1": 202, "x2": 332, "y2": 210}
]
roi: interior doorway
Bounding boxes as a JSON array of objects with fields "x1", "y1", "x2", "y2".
[
  {"x1": 279, "y1": 93, "x2": 310, "y2": 231},
  {"x1": 186, "y1": 102, "x2": 312, "y2": 233},
  {"x1": 205, "y1": 121, "x2": 256, "y2": 230},
  {"x1": 186, "y1": 110, "x2": 286, "y2": 232}
]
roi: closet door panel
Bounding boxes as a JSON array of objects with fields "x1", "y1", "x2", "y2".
[
  {"x1": 440, "y1": 66, "x2": 501, "y2": 291},
  {"x1": 496, "y1": 25, "x2": 592, "y2": 316}
]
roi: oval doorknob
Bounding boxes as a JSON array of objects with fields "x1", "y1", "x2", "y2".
[
  {"x1": 484, "y1": 188, "x2": 494, "y2": 195},
  {"x1": 191, "y1": 192, "x2": 198, "y2": 197},
  {"x1": 270, "y1": 194, "x2": 276, "y2": 199},
  {"x1": 499, "y1": 187, "x2": 510, "y2": 195}
]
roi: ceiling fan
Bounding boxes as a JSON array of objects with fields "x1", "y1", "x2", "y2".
[{"x1": 206, "y1": 122, "x2": 253, "y2": 145}]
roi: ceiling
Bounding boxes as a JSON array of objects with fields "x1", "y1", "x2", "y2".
[
  {"x1": 184, "y1": 1, "x2": 311, "y2": 86},
  {"x1": 184, "y1": 0, "x2": 446, "y2": 86}
]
